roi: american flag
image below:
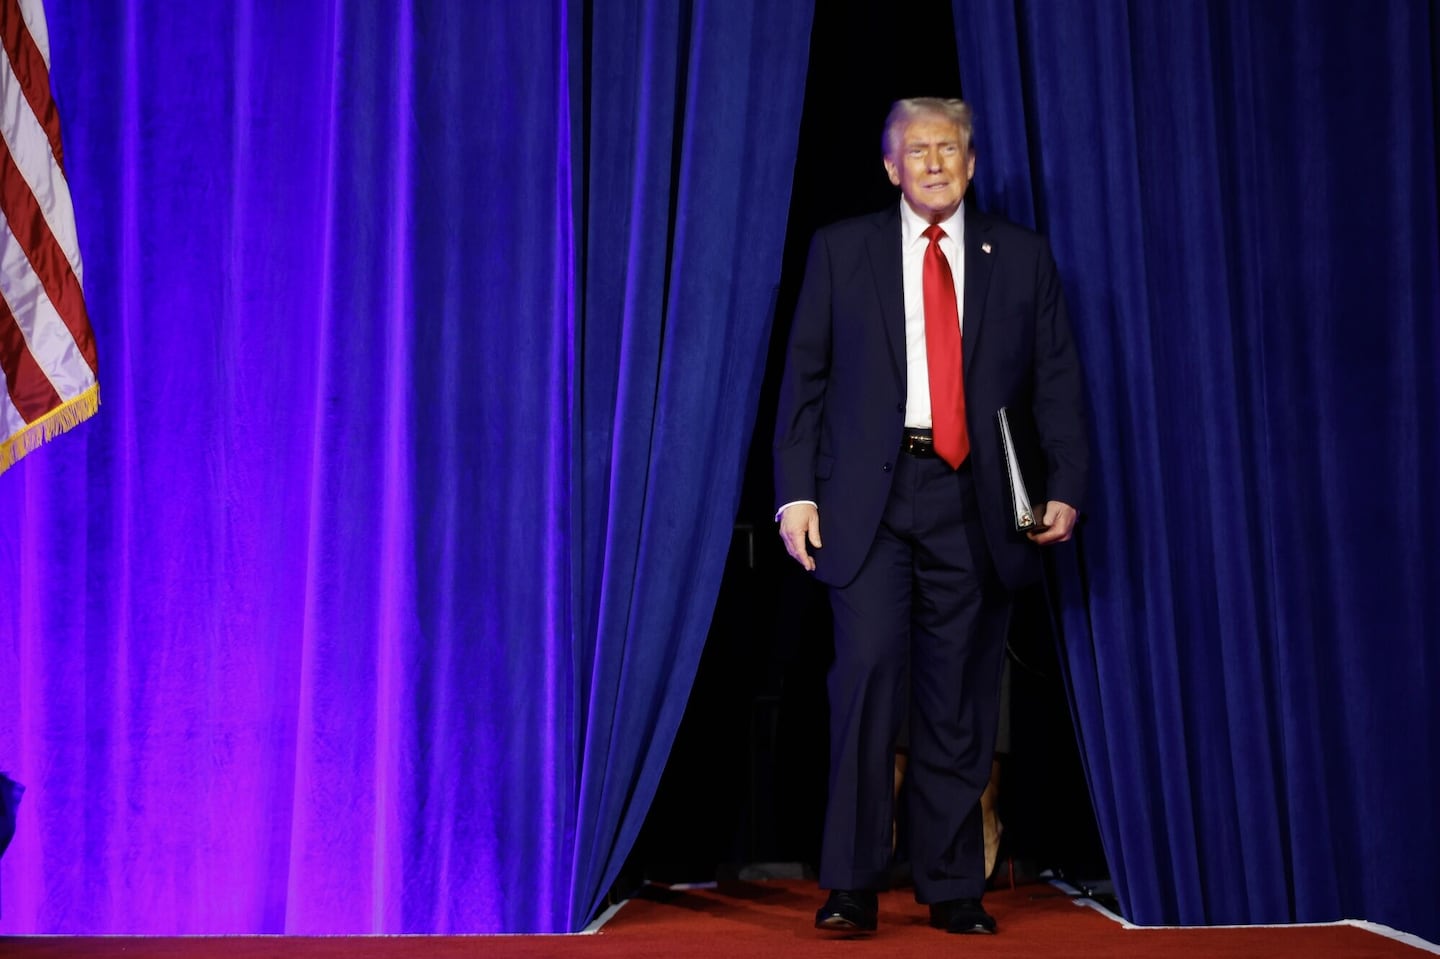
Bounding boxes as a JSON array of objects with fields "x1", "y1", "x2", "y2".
[{"x1": 0, "y1": 0, "x2": 97, "y2": 475}]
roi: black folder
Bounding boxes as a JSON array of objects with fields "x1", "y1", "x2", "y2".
[{"x1": 996, "y1": 407, "x2": 1046, "y2": 533}]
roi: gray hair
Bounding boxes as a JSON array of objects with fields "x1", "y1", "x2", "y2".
[{"x1": 882, "y1": 98, "x2": 975, "y2": 159}]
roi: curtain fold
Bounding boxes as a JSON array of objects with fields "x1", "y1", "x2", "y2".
[
  {"x1": 569, "y1": 0, "x2": 812, "y2": 926},
  {"x1": 954, "y1": 0, "x2": 1440, "y2": 940},
  {"x1": 0, "y1": 0, "x2": 812, "y2": 935}
]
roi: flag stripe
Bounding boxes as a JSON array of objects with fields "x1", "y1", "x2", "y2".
[
  {"x1": 1, "y1": 213, "x2": 94, "y2": 395},
  {"x1": 0, "y1": 285, "x2": 59, "y2": 418},
  {"x1": 0, "y1": 369, "x2": 23, "y2": 437},
  {"x1": 0, "y1": 0, "x2": 62, "y2": 173},
  {"x1": 0, "y1": 132, "x2": 95, "y2": 376},
  {"x1": 0, "y1": 4, "x2": 82, "y2": 282}
]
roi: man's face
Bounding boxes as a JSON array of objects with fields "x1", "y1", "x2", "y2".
[{"x1": 883, "y1": 115, "x2": 975, "y2": 223}]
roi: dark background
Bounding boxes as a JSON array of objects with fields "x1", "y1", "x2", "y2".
[{"x1": 626, "y1": 0, "x2": 1107, "y2": 891}]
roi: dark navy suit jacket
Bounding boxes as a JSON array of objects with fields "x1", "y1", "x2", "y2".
[{"x1": 773, "y1": 203, "x2": 1089, "y2": 590}]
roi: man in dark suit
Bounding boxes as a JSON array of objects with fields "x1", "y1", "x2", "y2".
[{"x1": 773, "y1": 97, "x2": 1088, "y2": 936}]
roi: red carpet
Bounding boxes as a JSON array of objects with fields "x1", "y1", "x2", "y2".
[
  {"x1": 1, "y1": 879, "x2": 1433, "y2": 957},
  {"x1": 597, "y1": 880, "x2": 1434, "y2": 958}
]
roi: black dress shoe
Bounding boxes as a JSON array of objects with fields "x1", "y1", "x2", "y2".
[
  {"x1": 929, "y1": 897, "x2": 996, "y2": 934},
  {"x1": 814, "y1": 889, "x2": 878, "y2": 932}
]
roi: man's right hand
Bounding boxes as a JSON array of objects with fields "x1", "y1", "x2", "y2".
[{"x1": 778, "y1": 503, "x2": 822, "y2": 572}]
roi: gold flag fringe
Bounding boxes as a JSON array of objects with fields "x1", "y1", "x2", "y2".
[{"x1": 0, "y1": 382, "x2": 101, "y2": 476}]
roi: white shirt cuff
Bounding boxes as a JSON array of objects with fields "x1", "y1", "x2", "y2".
[{"x1": 774, "y1": 500, "x2": 818, "y2": 522}]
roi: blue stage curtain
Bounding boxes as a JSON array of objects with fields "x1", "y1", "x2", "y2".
[
  {"x1": 571, "y1": 0, "x2": 813, "y2": 926},
  {"x1": 954, "y1": 0, "x2": 1440, "y2": 941},
  {"x1": 0, "y1": 0, "x2": 810, "y2": 934}
]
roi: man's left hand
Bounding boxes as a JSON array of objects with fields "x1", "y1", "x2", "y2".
[{"x1": 1028, "y1": 501, "x2": 1078, "y2": 544}]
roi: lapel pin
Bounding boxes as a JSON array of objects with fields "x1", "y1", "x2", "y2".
[{"x1": 982, "y1": 242, "x2": 992, "y2": 254}]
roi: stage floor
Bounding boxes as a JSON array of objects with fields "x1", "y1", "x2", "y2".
[{"x1": 2, "y1": 878, "x2": 1435, "y2": 957}]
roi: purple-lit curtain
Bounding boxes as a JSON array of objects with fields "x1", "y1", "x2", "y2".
[
  {"x1": 0, "y1": 0, "x2": 811, "y2": 935},
  {"x1": 954, "y1": 0, "x2": 1440, "y2": 942}
]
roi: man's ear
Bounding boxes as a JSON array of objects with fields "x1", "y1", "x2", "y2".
[{"x1": 883, "y1": 156, "x2": 901, "y2": 187}]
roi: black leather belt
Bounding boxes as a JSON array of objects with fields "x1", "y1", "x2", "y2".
[{"x1": 901, "y1": 429, "x2": 936, "y2": 457}]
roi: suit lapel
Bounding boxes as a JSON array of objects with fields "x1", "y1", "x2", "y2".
[
  {"x1": 864, "y1": 207, "x2": 907, "y2": 389},
  {"x1": 962, "y1": 208, "x2": 994, "y2": 379}
]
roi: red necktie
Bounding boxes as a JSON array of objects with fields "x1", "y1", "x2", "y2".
[{"x1": 922, "y1": 224, "x2": 968, "y2": 468}]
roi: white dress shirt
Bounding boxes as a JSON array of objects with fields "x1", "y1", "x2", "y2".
[{"x1": 900, "y1": 198, "x2": 965, "y2": 429}]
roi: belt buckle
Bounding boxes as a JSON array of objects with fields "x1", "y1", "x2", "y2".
[{"x1": 904, "y1": 431, "x2": 933, "y2": 457}]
